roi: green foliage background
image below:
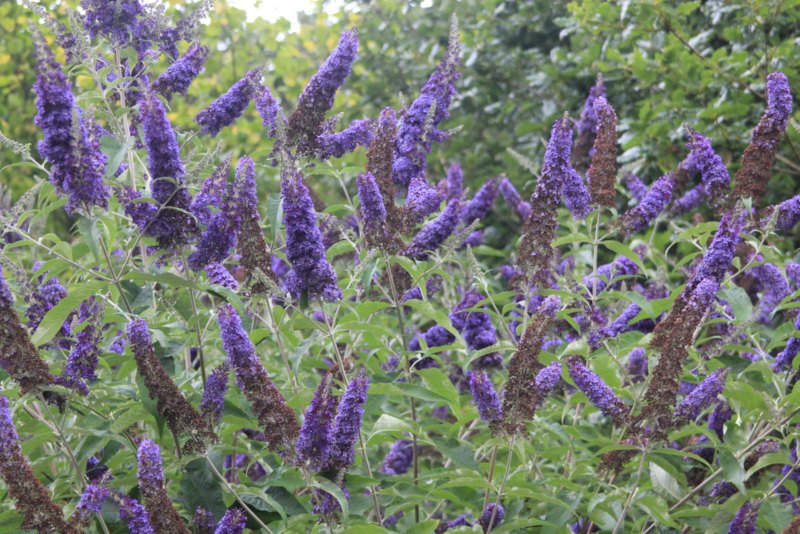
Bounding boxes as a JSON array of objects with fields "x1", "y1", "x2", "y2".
[{"x1": 4, "y1": 0, "x2": 799, "y2": 203}]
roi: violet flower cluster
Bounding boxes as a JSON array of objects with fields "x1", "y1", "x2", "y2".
[
  {"x1": 674, "y1": 368, "x2": 728, "y2": 421},
  {"x1": 393, "y1": 20, "x2": 460, "y2": 186},
  {"x1": 566, "y1": 356, "x2": 629, "y2": 424},
  {"x1": 287, "y1": 28, "x2": 359, "y2": 153},
  {"x1": 296, "y1": 373, "x2": 339, "y2": 472},
  {"x1": 153, "y1": 42, "x2": 209, "y2": 99},
  {"x1": 619, "y1": 173, "x2": 674, "y2": 236},
  {"x1": 328, "y1": 370, "x2": 370, "y2": 471},
  {"x1": 34, "y1": 39, "x2": 109, "y2": 213},
  {"x1": 405, "y1": 199, "x2": 461, "y2": 260},
  {"x1": 282, "y1": 170, "x2": 342, "y2": 301},
  {"x1": 686, "y1": 127, "x2": 731, "y2": 210},
  {"x1": 195, "y1": 69, "x2": 262, "y2": 137},
  {"x1": 468, "y1": 370, "x2": 503, "y2": 423}
]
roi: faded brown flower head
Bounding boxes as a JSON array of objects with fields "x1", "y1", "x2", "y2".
[
  {"x1": 587, "y1": 96, "x2": 618, "y2": 207},
  {"x1": 502, "y1": 296, "x2": 559, "y2": 434},
  {"x1": 128, "y1": 320, "x2": 216, "y2": 452}
]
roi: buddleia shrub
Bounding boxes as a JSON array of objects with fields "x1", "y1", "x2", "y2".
[{"x1": 0, "y1": 1, "x2": 799, "y2": 533}]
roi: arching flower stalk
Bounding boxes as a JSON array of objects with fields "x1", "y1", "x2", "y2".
[
  {"x1": 732, "y1": 72, "x2": 792, "y2": 205},
  {"x1": 128, "y1": 319, "x2": 216, "y2": 451},
  {"x1": 217, "y1": 303, "x2": 299, "y2": 453},
  {"x1": 136, "y1": 440, "x2": 191, "y2": 534},
  {"x1": 586, "y1": 95, "x2": 618, "y2": 207}
]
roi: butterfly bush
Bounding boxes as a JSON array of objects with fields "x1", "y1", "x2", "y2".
[{"x1": 1, "y1": 4, "x2": 800, "y2": 533}]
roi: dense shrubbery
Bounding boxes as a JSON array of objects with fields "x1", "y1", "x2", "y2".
[{"x1": 1, "y1": 1, "x2": 800, "y2": 533}]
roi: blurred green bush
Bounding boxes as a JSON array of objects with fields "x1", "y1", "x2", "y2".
[{"x1": 2, "y1": 0, "x2": 798, "y2": 203}]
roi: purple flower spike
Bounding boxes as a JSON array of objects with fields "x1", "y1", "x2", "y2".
[
  {"x1": 34, "y1": 41, "x2": 108, "y2": 213},
  {"x1": 462, "y1": 177, "x2": 499, "y2": 225},
  {"x1": 318, "y1": 119, "x2": 374, "y2": 159},
  {"x1": 405, "y1": 199, "x2": 461, "y2": 260},
  {"x1": 297, "y1": 373, "x2": 338, "y2": 472},
  {"x1": 468, "y1": 370, "x2": 503, "y2": 423},
  {"x1": 573, "y1": 75, "x2": 606, "y2": 172},
  {"x1": 694, "y1": 209, "x2": 744, "y2": 285},
  {"x1": 217, "y1": 303, "x2": 299, "y2": 453},
  {"x1": 195, "y1": 69, "x2": 261, "y2": 136},
  {"x1": 671, "y1": 184, "x2": 706, "y2": 215},
  {"x1": 478, "y1": 502, "x2": 504, "y2": 533},
  {"x1": 255, "y1": 84, "x2": 283, "y2": 137},
  {"x1": 436, "y1": 514, "x2": 472, "y2": 533},
  {"x1": 357, "y1": 172, "x2": 387, "y2": 243},
  {"x1": 624, "y1": 172, "x2": 648, "y2": 204},
  {"x1": 282, "y1": 170, "x2": 342, "y2": 301},
  {"x1": 213, "y1": 509, "x2": 246, "y2": 534},
  {"x1": 140, "y1": 90, "x2": 197, "y2": 250},
  {"x1": 393, "y1": 21, "x2": 460, "y2": 186},
  {"x1": 0, "y1": 395, "x2": 74, "y2": 533},
  {"x1": 708, "y1": 401, "x2": 733, "y2": 440},
  {"x1": 379, "y1": 440, "x2": 413, "y2": 475},
  {"x1": 64, "y1": 309, "x2": 102, "y2": 384},
  {"x1": 191, "y1": 160, "x2": 230, "y2": 226},
  {"x1": 734, "y1": 72, "x2": 792, "y2": 205},
  {"x1": 685, "y1": 127, "x2": 731, "y2": 209},
  {"x1": 749, "y1": 260, "x2": 789, "y2": 322},
  {"x1": 499, "y1": 176, "x2": 530, "y2": 220},
  {"x1": 776, "y1": 312, "x2": 800, "y2": 370},
  {"x1": 517, "y1": 117, "x2": 573, "y2": 283},
  {"x1": 583, "y1": 256, "x2": 639, "y2": 295},
  {"x1": 406, "y1": 176, "x2": 445, "y2": 220},
  {"x1": 153, "y1": 43, "x2": 209, "y2": 99},
  {"x1": 288, "y1": 28, "x2": 359, "y2": 153},
  {"x1": 774, "y1": 195, "x2": 800, "y2": 231},
  {"x1": 83, "y1": 0, "x2": 145, "y2": 46},
  {"x1": 451, "y1": 291, "x2": 501, "y2": 368},
  {"x1": 137, "y1": 439, "x2": 190, "y2": 534},
  {"x1": 75, "y1": 483, "x2": 111, "y2": 523},
  {"x1": 328, "y1": 370, "x2": 369, "y2": 471},
  {"x1": 26, "y1": 271, "x2": 69, "y2": 337},
  {"x1": 188, "y1": 159, "x2": 249, "y2": 271},
  {"x1": 726, "y1": 500, "x2": 760, "y2": 534},
  {"x1": 566, "y1": 356, "x2": 629, "y2": 424},
  {"x1": 142, "y1": 91, "x2": 185, "y2": 189},
  {"x1": 619, "y1": 173, "x2": 674, "y2": 236},
  {"x1": 200, "y1": 363, "x2": 229, "y2": 425},
  {"x1": 563, "y1": 169, "x2": 592, "y2": 219},
  {"x1": 627, "y1": 348, "x2": 648, "y2": 381},
  {"x1": 206, "y1": 263, "x2": 239, "y2": 290},
  {"x1": 674, "y1": 368, "x2": 728, "y2": 421},
  {"x1": 535, "y1": 361, "x2": 562, "y2": 396},
  {"x1": 446, "y1": 163, "x2": 464, "y2": 200},
  {"x1": 592, "y1": 303, "x2": 641, "y2": 348},
  {"x1": 409, "y1": 325, "x2": 455, "y2": 356},
  {"x1": 116, "y1": 495, "x2": 154, "y2": 534}
]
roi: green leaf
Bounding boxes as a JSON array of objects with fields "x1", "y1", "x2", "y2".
[
  {"x1": 123, "y1": 271, "x2": 201, "y2": 290},
  {"x1": 75, "y1": 216, "x2": 101, "y2": 261},
  {"x1": 719, "y1": 451, "x2": 746, "y2": 493},
  {"x1": 368, "y1": 414, "x2": 414, "y2": 443},
  {"x1": 649, "y1": 462, "x2": 682, "y2": 500},
  {"x1": 719, "y1": 286, "x2": 753, "y2": 324},
  {"x1": 417, "y1": 368, "x2": 459, "y2": 407},
  {"x1": 100, "y1": 135, "x2": 133, "y2": 179},
  {"x1": 110, "y1": 404, "x2": 150, "y2": 434},
  {"x1": 31, "y1": 280, "x2": 108, "y2": 346},
  {"x1": 636, "y1": 495, "x2": 679, "y2": 529}
]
